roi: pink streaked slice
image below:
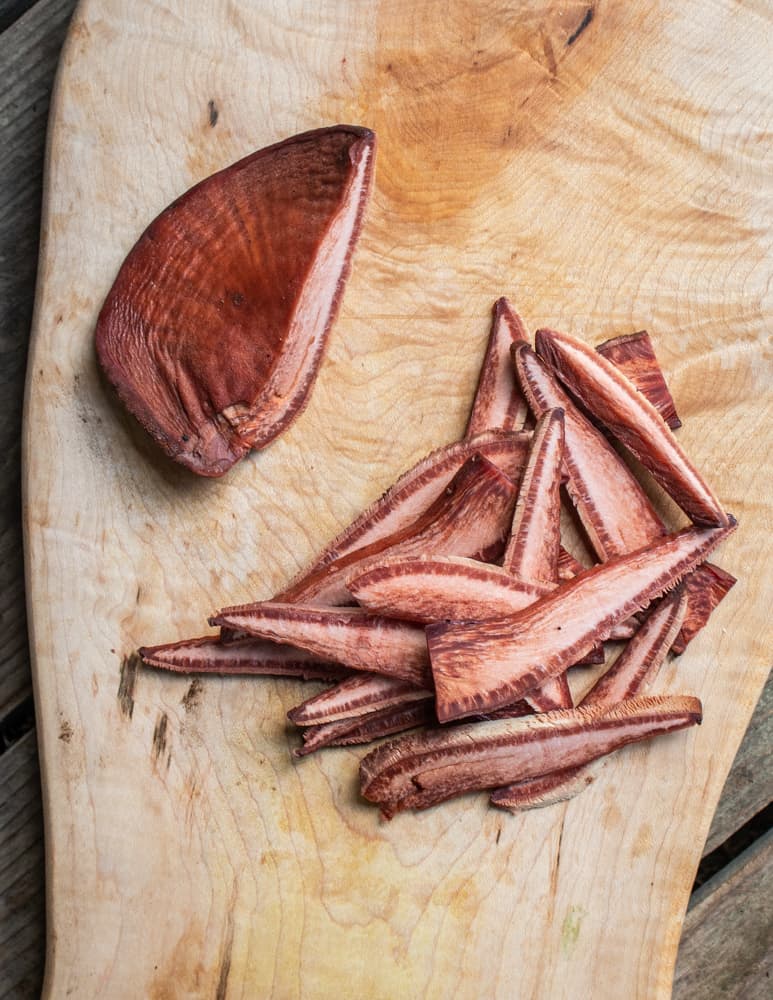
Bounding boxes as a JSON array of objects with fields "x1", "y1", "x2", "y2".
[
  {"x1": 360, "y1": 695, "x2": 702, "y2": 816},
  {"x1": 212, "y1": 604, "x2": 432, "y2": 688},
  {"x1": 536, "y1": 327, "x2": 729, "y2": 527},
  {"x1": 427, "y1": 521, "x2": 735, "y2": 722},
  {"x1": 465, "y1": 297, "x2": 530, "y2": 437}
]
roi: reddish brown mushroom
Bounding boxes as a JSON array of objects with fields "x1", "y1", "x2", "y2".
[
  {"x1": 135, "y1": 297, "x2": 737, "y2": 820},
  {"x1": 96, "y1": 125, "x2": 375, "y2": 476}
]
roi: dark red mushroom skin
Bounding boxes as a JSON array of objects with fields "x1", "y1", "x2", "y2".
[
  {"x1": 596, "y1": 330, "x2": 681, "y2": 430},
  {"x1": 465, "y1": 297, "x2": 530, "y2": 437},
  {"x1": 96, "y1": 125, "x2": 376, "y2": 476}
]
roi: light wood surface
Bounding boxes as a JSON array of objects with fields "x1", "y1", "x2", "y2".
[{"x1": 23, "y1": 1, "x2": 772, "y2": 997}]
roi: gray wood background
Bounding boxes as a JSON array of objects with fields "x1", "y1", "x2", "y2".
[{"x1": 0, "y1": 2, "x2": 769, "y2": 997}]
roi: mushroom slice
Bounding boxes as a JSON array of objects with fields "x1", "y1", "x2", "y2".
[
  {"x1": 465, "y1": 297, "x2": 530, "y2": 437},
  {"x1": 211, "y1": 604, "x2": 432, "y2": 688},
  {"x1": 288, "y1": 673, "x2": 431, "y2": 726},
  {"x1": 96, "y1": 126, "x2": 375, "y2": 476},
  {"x1": 348, "y1": 555, "x2": 550, "y2": 623},
  {"x1": 596, "y1": 330, "x2": 681, "y2": 430},
  {"x1": 490, "y1": 587, "x2": 688, "y2": 810},
  {"x1": 279, "y1": 429, "x2": 531, "y2": 594},
  {"x1": 138, "y1": 634, "x2": 348, "y2": 681},
  {"x1": 513, "y1": 343, "x2": 666, "y2": 561},
  {"x1": 489, "y1": 766, "x2": 596, "y2": 810},
  {"x1": 279, "y1": 454, "x2": 519, "y2": 605},
  {"x1": 427, "y1": 521, "x2": 735, "y2": 722},
  {"x1": 498, "y1": 407, "x2": 573, "y2": 709},
  {"x1": 502, "y1": 408, "x2": 564, "y2": 587},
  {"x1": 582, "y1": 587, "x2": 688, "y2": 706},
  {"x1": 294, "y1": 702, "x2": 435, "y2": 757},
  {"x1": 672, "y1": 561, "x2": 737, "y2": 654},
  {"x1": 360, "y1": 695, "x2": 702, "y2": 816},
  {"x1": 535, "y1": 327, "x2": 729, "y2": 527}
]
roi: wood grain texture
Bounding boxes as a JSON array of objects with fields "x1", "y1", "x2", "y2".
[
  {"x1": 673, "y1": 829, "x2": 773, "y2": 999},
  {"x1": 22, "y1": 1, "x2": 772, "y2": 998}
]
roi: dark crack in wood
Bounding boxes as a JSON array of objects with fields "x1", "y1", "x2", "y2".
[
  {"x1": 215, "y1": 908, "x2": 235, "y2": 1000},
  {"x1": 151, "y1": 712, "x2": 168, "y2": 763},
  {"x1": 566, "y1": 5, "x2": 594, "y2": 46},
  {"x1": 117, "y1": 653, "x2": 140, "y2": 720}
]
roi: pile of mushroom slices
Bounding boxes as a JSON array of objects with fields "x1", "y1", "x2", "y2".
[{"x1": 141, "y1": 300, "x2": 736, "y2": 818}]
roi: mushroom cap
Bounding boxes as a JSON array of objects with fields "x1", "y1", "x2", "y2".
[{"x1": 96, "y1": 125, "x2": 376, "y2": 476}]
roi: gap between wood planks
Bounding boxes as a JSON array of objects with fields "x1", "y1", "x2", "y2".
[
  {"x1": 0, "y1": 1, "x2": 38, "y2": 34},
  {"x1": 0, "y1": 698, "x2": 36, "y2": 754},
  {"x1": 695, "y1": 801, "x2": 773, "y2": 891}
]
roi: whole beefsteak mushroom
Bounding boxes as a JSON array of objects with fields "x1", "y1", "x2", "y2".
[{"x1": 96, "y1": 125, "x2": 376, "y2": 476}]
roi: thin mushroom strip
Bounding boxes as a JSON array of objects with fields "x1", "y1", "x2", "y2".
[
  {"x1": 465, "y1": 297, "x2": 529, "y2": 437},
  {"x1": 212, "y1": 604, "x2": 432, "y2": 688},
  {"x1": 502, "y1": 408, "x2": 565, "y2": 587},
  {"x1": 491, "y1": 587, "x2": 688, "y2": 810},
  {"x1": 582, "y1": 588, "x2": 688, "y2": 706},
  {"x1": 427, "y1": 521, "x2": 735, "y2": 721},
  {"x1": 536, "y1": 327, "x2": 729, "y2": 527},
  {"x1": 138, "y1": 634, "x2": 349, "y2": 681},
  {"x1": 288, "y1": 673, "x2": 431, "y2": 726},
  {"x1": 360, "y1": 695, "x2": 702, "y2": 817},
  {"x1": 501, "y1": 408, "x2": 572, "y2": 710}
]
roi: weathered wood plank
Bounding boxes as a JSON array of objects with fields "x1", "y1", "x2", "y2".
[
  {"x1": 673, "y1": 827, "x2": 773, "y2": 1000},
  {"x1": 705, "y1": 676, "x2": 772, "y2": 854},
  {"x1": 0, "y1": 0, "x2": 78, "y2": 719},
  {"x1": 0, "y1": 730, "x2": 45, "y2": 1000}
]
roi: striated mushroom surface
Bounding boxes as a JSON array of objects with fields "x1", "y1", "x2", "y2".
[{"x1": 96, "y1": 125, "x2": 375, "y2": 476}]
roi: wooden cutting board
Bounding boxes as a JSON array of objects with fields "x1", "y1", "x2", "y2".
[{"x1": 24, "y1": 1, "x2": 771, "y2": 997}]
